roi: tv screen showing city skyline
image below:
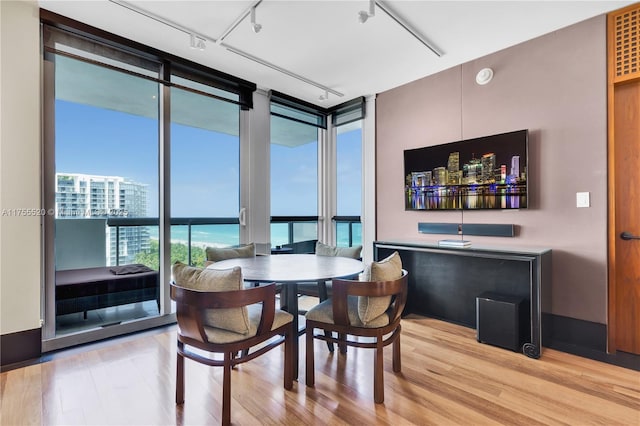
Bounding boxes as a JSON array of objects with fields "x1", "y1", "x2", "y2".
[{"x1": 404, "y1": 129, "x2": 528, "y2": 210}]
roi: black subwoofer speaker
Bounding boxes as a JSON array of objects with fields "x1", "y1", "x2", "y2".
[{"x1": 476, "y1": 292, "x2": 529, "y2": 352}]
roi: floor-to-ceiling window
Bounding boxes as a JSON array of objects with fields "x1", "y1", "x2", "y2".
[
  {"x1": 335, "y1": 120, "x2": 363, "y2": 247},
  {"x1": 269, "y1": 95, "x2": 365, "y2": 249},
  {"x1": 270, "y1": 94, "x2": 324, "y2": 247},
  {"x1": 332, "y1": 98, "x2": 365, "y2": 247},
  {"x1": 170, "y1": 75, "x2": 241, "y2": 267}
]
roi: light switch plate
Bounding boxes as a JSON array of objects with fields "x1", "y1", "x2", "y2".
[{"x1": 576, "y1": 192, "x2": 590, "y2": 208}]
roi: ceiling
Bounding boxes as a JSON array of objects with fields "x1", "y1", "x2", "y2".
[{"x1": 39, "y1": 1, "x2": 633, "y2": 108}]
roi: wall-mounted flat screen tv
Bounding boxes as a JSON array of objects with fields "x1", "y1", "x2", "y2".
[{"x1": 404, "y1": 129, "x2": 528, "y2": 210}]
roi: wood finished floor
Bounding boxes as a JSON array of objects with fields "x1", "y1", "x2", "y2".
[{"x1": 1, "y1": 315, "x2": 639, "y2": 425}]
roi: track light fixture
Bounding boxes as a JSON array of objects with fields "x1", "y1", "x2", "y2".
[
  {"x1": 358, "y1": 0, "x2": 375, "y2": 23},
  {"x1": 189, "y1": 34, "x2": 206, "y2": 50},
  {"x1": 250, "y1": 6, "x2": 262, "y2": 33}
]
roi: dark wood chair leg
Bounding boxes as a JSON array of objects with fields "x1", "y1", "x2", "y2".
[
  {"x1": 176, "y1": 341, "x2": 185, "y2": 404},
  {"x1": 305, "y1": 324, "x2": 315, "y2": 387},
  {"x1": 393, "y1": 329, "x2": 401, "y2": 373},
  {"x1": 338, "y1": 333, "x2": 347, "y2": 354},
  {"x1": 222, "y1": 352, "x2": 232, "y2": 426},
  {"x1": 324, "y1": 330, "x2": 335, "y2": 352},
  {"x1": 374, "y1": 338, "x2": 384, "y2": 404},
  {"x1": 284, "y1": 327, "x2": 293, "y2": 390}
]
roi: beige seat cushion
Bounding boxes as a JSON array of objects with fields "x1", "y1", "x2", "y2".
[
  {"x1": 205, "y1": 243, "x2": 255, "y2": 262},
  {"x1": 204, "y1": 304, "x2": 293, "y2": 344},
  {"x1": 172, "y1": 261, "x2": 250, "y2": 334},
  {"x1": 305, "y1": 296, "x2": 389, "y2": 328},
  {"x1": 358, "y1": 251, "x2": 402, "y2": 325},
  {"x1": 315, "y1": 241, "x2": 362, "y2": 259}
]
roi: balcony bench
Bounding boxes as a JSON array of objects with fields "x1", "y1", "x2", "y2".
[{"x1": 55, "y1": 265, "x2": 159, "y2": 318}]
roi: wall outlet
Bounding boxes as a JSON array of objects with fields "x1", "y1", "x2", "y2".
[{"x1": 576, "y1": 192, "x2": 590, "y2": 208}]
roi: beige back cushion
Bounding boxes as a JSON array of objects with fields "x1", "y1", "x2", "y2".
[
  {"x1": 172, "y1": 261, "x2": 250, "y2": 335},
  {"x1": 205, "y1": 243, "x2": 255, "y2": 262},
  {"x1": 358, "y1": 251, "x2": 402, "y2": 325},
  {"x1": 315, "y1": 241, "x2": 362, "y2": 259}
]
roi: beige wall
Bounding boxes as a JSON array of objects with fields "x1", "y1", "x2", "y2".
[
  {"x1": 0, "y1": 0, "x2": 42, "y2": 335},
  {"x1": 376, "y1": 16, "x2": 608, "y2": 324}
]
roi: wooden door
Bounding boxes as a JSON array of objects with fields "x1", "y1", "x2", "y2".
[
  {"x1": 608, "y1": 5, "x2": 640, "y2": 355},
  {"x1": 611, "y1": 81, "x2": 640, "y2": 354}
]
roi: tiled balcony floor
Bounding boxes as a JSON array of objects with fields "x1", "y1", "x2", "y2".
[{"x1": 55, "y1": 300, "x2": 159, "y2": 336}]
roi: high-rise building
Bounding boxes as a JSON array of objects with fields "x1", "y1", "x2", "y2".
[
  {"x1": 55, "y1": 173, "x2": 149, "y2": 266},
  {"x1": 510, "y1": 155, "x2": 521, "y2": 182},
  {"x1": 447, "y1": 152, "x2": 461, "y2": 184},
  {"x1": 433, "y1": 167, "x2": 447, "y2": 185},
  {"x1": 463, "y1": 157, "x2": 482, "y2": 184},
  {"x1": 481, "y1": 153, "x2": 496, "y2": 183},
  {"x1": 447, "y1": 152, "x2": 460, "y2": 172}
]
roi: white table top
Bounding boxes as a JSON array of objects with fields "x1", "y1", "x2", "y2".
[{"x1": 207, "y1": 254, "x2": 363, "y2": 283}]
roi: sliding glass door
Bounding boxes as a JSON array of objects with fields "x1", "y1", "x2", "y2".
[
  {"x1": 48, "y1": 51, "x2": 161, "y2": 337},
  {"x1": 42, "y1": 25, "x2": 245, "y2": 349}
]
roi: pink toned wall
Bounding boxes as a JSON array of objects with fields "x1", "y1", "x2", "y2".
[{"x1": 376, "y1": 16, "x2": 608, "y2": 324}]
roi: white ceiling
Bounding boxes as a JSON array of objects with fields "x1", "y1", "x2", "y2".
[{"x1": 39, "y1": 0, "x2": 633, "y2": 108}]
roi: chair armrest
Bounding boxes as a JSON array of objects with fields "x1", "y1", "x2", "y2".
[
  {"x1": 170, "y1": 282, "x2": 278, "y2": 340},
  {"x1": 170, "y1": 282, "x2": 276, "y2": 309},
  {"x1": 330, "y1": 270, "x2": 408, "y2": 326}
]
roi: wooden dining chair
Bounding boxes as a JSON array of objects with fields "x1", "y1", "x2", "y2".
[
  {"x1": 305, "y1": 256, "x2": 408, "y2": 403},
  {"x1": 296, "y1": 241, "x2": 362, "y2": 309},
  {"x1": 170, "y1": 262, "x2": 294, "y2": 426}
]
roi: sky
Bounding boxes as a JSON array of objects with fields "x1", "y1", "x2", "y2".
[
  {"x1": 55, "y1": 100, "x2": 362, "y2": 218},
  {"x1": 404, "y1": 130, "x2": 528, "y2": 177}
]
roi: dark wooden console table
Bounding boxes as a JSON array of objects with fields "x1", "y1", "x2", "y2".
[{"x1": 374, "y1": 240, "x2": 551, "y2": 358}]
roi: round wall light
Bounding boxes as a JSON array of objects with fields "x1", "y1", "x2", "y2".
[{"x1": 475, "y1": 68, "x2": 494, "y2": 85}]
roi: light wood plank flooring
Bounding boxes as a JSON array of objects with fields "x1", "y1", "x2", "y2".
[{"x1": 1, "y1": 315, "x2": 639, "y2": 425}]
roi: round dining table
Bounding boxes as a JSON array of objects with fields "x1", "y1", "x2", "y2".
[{"x1": 207, "y1": 253, "x2": 363, "y2": 379}]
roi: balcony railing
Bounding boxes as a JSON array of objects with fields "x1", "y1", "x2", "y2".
[
  {"x1": 107, "y1": 217, "x2": 240, "y2": 266},
  {"x1": 333, "y1": 216, "x2": 362, "y2": 247},
  {"x1": 270, "y1": 216, "x2": 319, "y2": 248},
  {"x1": 103, "y1": 215, "x2": 361, "y2": 266}
]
